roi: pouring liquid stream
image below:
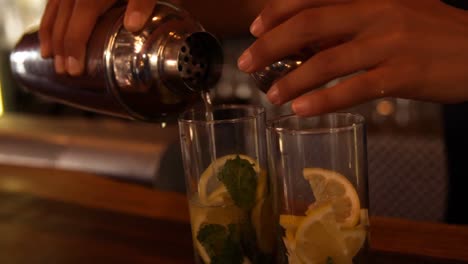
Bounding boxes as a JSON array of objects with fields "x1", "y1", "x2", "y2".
[{"x1": 201, "y1": 90, "x2": 219, "y2": 197}]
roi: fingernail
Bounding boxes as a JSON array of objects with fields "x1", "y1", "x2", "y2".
[
  {"x1": 40, "y1": 43, "x2": 50, "y2": 58},
  {"x1": 292, "y1": 100, "x2": 308, "y2": 115},
  {"x1": 54, "y1": 56, "x2": 65, "y2": 74},
  {"x1": 125, "y1": 11, "x2": 144, "y2": 32},
  {"x1": 250, "y1": 16, "x2": 264, "y2": 36},
  {"x1": 238, "y1": 50, "x2": 252, "y2": 72},
  {"x1": 67, "y1": 56, "x2": 82, "y2": 76},
  {"x1": 267, "y1": 84, "x2": 280, "y2": 105}
]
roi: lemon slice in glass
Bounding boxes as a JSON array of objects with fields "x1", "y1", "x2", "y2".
[
  {"x1": 342, "y1": 226, "x2": 367, "y2": 258},
  {"x1": 295, "y1": 203, "x2": 352, "y2": 264},
  {"x1": 282, "y1": 237, "x2": 302, "y2": 264},
  {"x1": 279, "y1": 214, "x2": 305, "y2": 242},
  {"x1": 189, "y1": 198, "x2": 246, "y2": 263},
  {"x1": 303, "y1": 168, "x2": 361, "y2": 228},
  {"x1": 341, "y1": 208, "x2": 368, "y2": 258}
]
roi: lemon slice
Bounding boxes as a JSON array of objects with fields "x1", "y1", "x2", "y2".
[
  {"x1": 303, "y1": 168, "x2": 361, "y2": 228},
  {"x1": 283, "y1": 237, "x2": 301, "y2": 264},
  {"x1": 280, "y1": 213, "x2": 367, "y2": 260},
  {"x1": 295, "y1": 203, "x2": 352, "y2": 264},
  {"x1": 280, "y1": 215, "x2": 306, "y2": 230},
  {"x1": 251, "y1": 196, "x2": 275, "y2": 253},
  {"x1": 342, "y1": 226, "x2": 367, "y2": 258},
  {"x1": 279, "y1": 214, "x2": 304, "y2": 263},
  {"x1": 279, "y1": 214, "x2": 305, "y2": 242},
  {"x1": 198, "y1": 154, "x2": 260, "y2": 205},
  {"x1": 341, "y1": 209, "x2": 368, "y2": 258},
  {"x1": 189, "y1": 198, "x2": 246, "y2": 263},
  {"x1": 206, "y1": 185, "x2": 230, "y2": 205}
]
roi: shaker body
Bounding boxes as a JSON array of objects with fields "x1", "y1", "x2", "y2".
[
  {"x1": 10, "y1": 3, "x2": 223, "y2": 121},
  {"x1": 11, "y1": 7, "x2": 125, "y2": 117}
]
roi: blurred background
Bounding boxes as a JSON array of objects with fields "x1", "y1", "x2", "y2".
[{"x1": 0, "y1": 1, "x2": 450, "y2": 223}]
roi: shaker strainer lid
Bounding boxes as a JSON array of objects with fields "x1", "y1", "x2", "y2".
[{"x1": 176, "y1": 32, "x2": 223, "y2": 91}]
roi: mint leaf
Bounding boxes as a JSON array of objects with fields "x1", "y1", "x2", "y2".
[
  {"x1": 197, "y1": 224, "x2": 227, "y2": 257},
  {"x1": 197, "y1": 223, "x2": 243, "y2": 264},
  {"x1": 217, "y1": 155, "x2": 257, "y2": 210},
  {"x1": 326, "y1": 256, "x2": 334, "y2": 264}
]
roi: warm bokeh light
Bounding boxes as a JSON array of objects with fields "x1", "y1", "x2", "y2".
[{"x1": 376, "y1": 100, "x2": 395, "y2": 116}]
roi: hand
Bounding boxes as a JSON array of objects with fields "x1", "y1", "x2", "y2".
[
  {"x1": 238, "y1": 0, "x2": 468, "y2": 116},
  {"x1": 39, "y1": 0, "x2": 159, "y2": 76}
]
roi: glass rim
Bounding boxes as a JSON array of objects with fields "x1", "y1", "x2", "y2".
[
  {"x1": 267, "y1": 112, "x2": 365, "y2": 135},
  {"x1": 178, "y1": 104, "x2": 265, "y2": 125}
]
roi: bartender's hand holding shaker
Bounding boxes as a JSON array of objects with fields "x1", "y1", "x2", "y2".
[
  {"x1": 39, "y1": 0, "x2": 163, "y2": 76},
  {"x1": 238, "y1": 0, "x2": 468, "y2": 116},
  {"x1": 39, "y1": 0, "x2": 468, "y2": 117}
]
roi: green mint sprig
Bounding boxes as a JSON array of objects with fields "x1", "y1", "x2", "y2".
[
  {"x1": 197, "y1": 223, "x2": 243, "y2": 264},
  {"x1": 217, "y1": 155, "x2": 257, "y2": 210}
]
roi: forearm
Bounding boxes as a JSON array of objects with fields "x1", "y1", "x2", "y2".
[{"x1": 180, "y1": 0, "x2": 267, "y2": 37}]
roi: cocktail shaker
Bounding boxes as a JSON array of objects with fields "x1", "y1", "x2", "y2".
[
  {"x1": 10, "y1": 2, "x2": 223, "y2": 121},
  {"x1": 251, "y1": 57, "x2": 303, "y2": 93}
]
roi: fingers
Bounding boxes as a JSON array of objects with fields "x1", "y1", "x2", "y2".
[
  {"x1": 238, "y1": 4, "x2": 362, "y2": 73},
  {"x1": 64, "y1": 0, "x2": 115, "y2": 76},
  {"x1": 266, "y1": 36, "x2": 390, "y2": 105},
  {"x1": 124, "y1": 0, "x2": 158, "y2": 32},
  {"x1": 39, "y1": 0, "x2": 60, "y2": 58},
  {"x1": 51, "y1": 0, "x2": 75, "y2": 74},
  {"x1": 251, "y1": 0, "x2": 352, "y2": 37},
  {"x1": 291, "y1": 67, "x2": 393, "y2": 116},
  {"x1": 40, "y1": 0, "x2": 158, "y2": 75}
]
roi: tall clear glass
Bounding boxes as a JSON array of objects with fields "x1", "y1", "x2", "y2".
[
  {"x1": 179, "y1": 105, "x2": 275, "y2": 264},
  {"x1": 267, "y1": 113, "x2": 369, "y2": 264}
]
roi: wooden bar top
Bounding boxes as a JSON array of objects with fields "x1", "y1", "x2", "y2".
[{"x1": 1, "y1": 164, "x2": 467, "y2": 263}]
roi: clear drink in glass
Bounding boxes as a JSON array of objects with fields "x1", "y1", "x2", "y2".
[
  {"x1": 179, "y1": 105, "x2": 275, "y2": 264},
  {"x1": 267, "y1": 113, "x2": 369, "y2": 264}
]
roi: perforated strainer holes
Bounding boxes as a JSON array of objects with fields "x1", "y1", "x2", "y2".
[{"x1": 177, "y1": 37, "x2": 209, "y2": 87}]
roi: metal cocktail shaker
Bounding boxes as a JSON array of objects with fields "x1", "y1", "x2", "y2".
[
  {"x1": 10, "y1": 2, "x2": 223, "y2": 121},
  {"x1": 251, "y1": 58, "x2": 303, "y2": 93}
]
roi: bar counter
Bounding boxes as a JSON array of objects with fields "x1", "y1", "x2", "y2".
[{"x1": 1, "y1": 164, "x2": 467, "y2": 263}]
